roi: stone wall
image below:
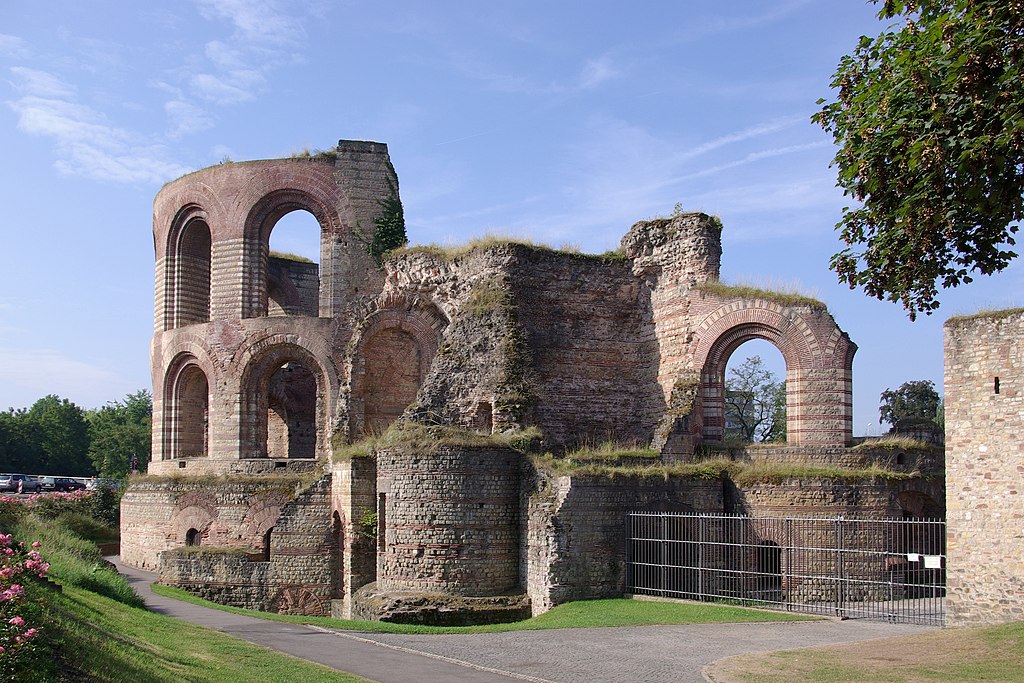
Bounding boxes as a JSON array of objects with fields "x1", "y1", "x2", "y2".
[
  {"x1": 121, "y1": 474, "x2": 308, "y2": 570},
  {"x1": 525, "y1": 472, "x2": 723, "y2": 614},
  {"x1": 157, "y1": 475, "x2": 334, "y2": 615},
  {"x1": 376, "y1": 446, "x2": 523, "y2": 596},
  {"x1": 945, "y1": 310, "x2": 1024, "y2": 625}
]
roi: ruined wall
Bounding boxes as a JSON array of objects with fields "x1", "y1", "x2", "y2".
[
  {"x1": 151, "y1": 141, "x2": 396, "y2": 467},
  {"x1": 121, "y1": 475, "x2": 304, "y2": 570},
  {"x1": 509, "y1": 249, "x2": 659, "y2": 448},
  {"x1": 158, "y1": 476, "x2": 334, "y2": 615},
  {"x1": 376, "y1": 446, "x2": 523, "y2": 596},
  {"x1": 945, "y1": 310, "x2": 1024, "y2": 625},
  {"x1": 526, "y1": 472, "x2": 723, "y2": 614}
]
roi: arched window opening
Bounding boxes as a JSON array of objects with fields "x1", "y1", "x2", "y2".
[
  {"x1": 360, "y1": 328, "x2": 424, "y2": 435},
  {"x1": 267, "y1": 210, "x2": 320, "y2": 317},
  {"x1": 265, "y1": 361, "x2": 317, "y2": 459},
  {"x1": 185, "y1": 528, "x2": 201, "y2": 547},
  {"x1": 174, "y1": 365, "x2": 209, "y2": 459},
  {"x1": 720, "y1": 339, "x2": 787, "y2": 445},
  {"x1": 262, "y1": 527, "x2": 274, "y2": 561},
  {"x1": 174, "y1": 219, "x2": 211, "y2": 327}
]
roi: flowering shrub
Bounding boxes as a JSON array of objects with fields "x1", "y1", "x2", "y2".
[{"x1": 0, "y1": 533, "x2": 48, "y2": 677}]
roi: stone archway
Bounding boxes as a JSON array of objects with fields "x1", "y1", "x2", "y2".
[
  {"x1": 348, "y1": 297, "x2": 447, "y2": 438},
  {"x1": 692, "y1": 302, "x2": 855, "y2": 447}
]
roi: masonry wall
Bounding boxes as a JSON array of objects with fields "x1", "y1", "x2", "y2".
[
  {"x1": 377, "y1": 446, "x2": 523, "y2": 596},
  {"x1": 509, "y1": 249, "x2": 659, "y2": 448},
  {"x1": 526, "y1": 472, "x2": 723, "y2": 614},
  {"x1": 120, "y1": 476, "x2": 304, "y2": 570},
  {"x1": 945, "y1": 310, "x2": 1024, "y2": 625}
]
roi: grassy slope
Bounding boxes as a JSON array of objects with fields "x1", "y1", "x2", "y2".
[
  {"x1": 151, "y1": 587, "x2": 813, "y2": 635},
  {"x1": 44, "y1": 586, "x2": 366, "y2": 683},
  {"x1": 5, "y1": 509, "x2": 366, "y2": 683}
]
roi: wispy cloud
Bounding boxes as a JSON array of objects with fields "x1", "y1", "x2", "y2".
[
  {"x1": 451, "y1": 51, "x2": 623, "y2": 95},
  {"x1": 0, "y1": 34, "x2": 29, "y2": 59},
  {"x1": 668, "y1": 0, "x2": 815, "y2": 44},
  {"x1": 7, "y1": 68, "x2": 191, "y2": 184}
]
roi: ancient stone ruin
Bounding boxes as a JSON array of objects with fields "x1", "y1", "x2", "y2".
[{"x1": 120, "y1": 139, "x2": 945, "y2": 623}]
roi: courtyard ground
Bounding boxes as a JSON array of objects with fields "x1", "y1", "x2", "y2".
[{"x1": 114, "y1": 557, "x2": 933, "y2": 683}]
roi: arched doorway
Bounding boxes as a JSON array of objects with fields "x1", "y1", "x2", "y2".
[
  {"x1": 722, "y1": 339, "x2": 787, "y2": 444},
  {"x1": 241, "y1": 344, "x2": 327, "y2": 459},
  {"x1": 267, "y1": 209, "x2": 321, "y2": 317}
]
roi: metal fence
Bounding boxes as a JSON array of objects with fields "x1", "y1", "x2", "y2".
[{"x1": 625, "y1": 512, "x2": 945, "y2": 625}]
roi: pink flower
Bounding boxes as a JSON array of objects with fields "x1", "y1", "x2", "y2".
[
  {"x1": 31, "y1": 542, "x2": 40, "y2": 548},
  {"x1": 7, "y1": 616, "x2": 24, "y2": 626}
]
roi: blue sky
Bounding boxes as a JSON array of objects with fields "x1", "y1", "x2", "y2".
[{"x1": 1, "y1": 0, "x2": 1020, "y2": 434}]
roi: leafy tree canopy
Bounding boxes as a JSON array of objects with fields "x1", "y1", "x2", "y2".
[
  {"x1": 815, "y1": 0, "x2": 1024, "y2": 319},
  {"x1": 879, "y1": 379, "x2": 941, "y2": 426},
  {"x1": 724, "y1": 355, "x2": 786, "y2": 443},
  {"x1": 0, "y1": 395, "x2": 92, "y2": 475},
  {"x1": 87, "y1": 390, "x2": 152, "y2": 478}
]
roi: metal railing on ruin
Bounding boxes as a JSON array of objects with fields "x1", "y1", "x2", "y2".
[{"x1": 625, "y1": 512, "x2": 945, "y2": 626}]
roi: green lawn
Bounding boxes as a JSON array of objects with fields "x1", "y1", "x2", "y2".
[
  {"x1": 151, "y1": 585, "x2": 814, "y2": 635},
  {"x1": 39, "y1": 585, "x2": 368, "y2": 683}
]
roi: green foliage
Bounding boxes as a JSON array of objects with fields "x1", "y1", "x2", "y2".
[
  {"x1": 150, "y1": 588, "x2": 811, "y2": 634},
  {"x1": 0, "y1": 395, "x2": 92, "y2": 475},
  {"x1": 388, "y1": 235, "x2": 628, "y2": 263},
  {"x1": 724, "y1": 356, "x2": 786, "y2": 443},
  {"x1": 269, "y1": 250, "x2": 314, "y2": 263},
  {"x1": 355, "y1": 507, "x2": 377, "y2": 540},
  {"x1": 815, "y1": 0, "x2": 1024, "y2": 319},
  {"x1": 879, "y1": 379, "x2": 941, "y2": 427},
  {"x1": 361, "y1": 183, "x2": 407, "y2": 265},
  {"x1": 87, "y1": 390, "x2": 152, "y2": 478}
]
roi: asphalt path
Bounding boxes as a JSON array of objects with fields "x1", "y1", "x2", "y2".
[{"x1": 113, "y1": 558, "x2": 936, "y2": 683}]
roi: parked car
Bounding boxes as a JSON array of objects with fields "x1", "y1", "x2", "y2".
[
  {"x1": 0, "y1": 473, "x2": 39, "y2": 493},
  {"x1": 37, "y1": 476, "x2": 87, "y2": 493}
]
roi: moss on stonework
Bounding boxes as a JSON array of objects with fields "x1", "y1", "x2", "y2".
[
  {"x1": 464, "y1": 278, "x2": 511, "y2": 316},
  {"x1": 693, "y1": 281, "x2": 825, "y2": 309},
  {"x1": 530, "y1": 453, "x2": 918, "y2": 483},
  {"x1": 945, "y1": 307, "x2": 1024, "y2": 325},
  {"x1": 269, "y1": 250, "x2": 314, "y2": 263},
  {"x1": 851, "y1": 435, "x2": 937, "y2": 452},
  {"x1": 385, "y1": 237, "x2": 627, "y2": 263},
  {"x1": 130, "y1": 471, "x2": 323, "y2": 495},
  {"x1": 368, "y1": 422, "x2": 541, "y2": 456}
]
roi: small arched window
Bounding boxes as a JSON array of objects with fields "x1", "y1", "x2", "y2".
[{"x1": 185, "y1": 528, "x2": 201, "y2": 547}]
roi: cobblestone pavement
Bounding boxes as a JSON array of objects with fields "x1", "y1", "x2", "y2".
[{"x1": 330, "y1": 619, "x2": 934, "y2": 683}]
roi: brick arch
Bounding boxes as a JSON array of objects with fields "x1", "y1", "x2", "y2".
[
  {"x1": 239, "y1": 491, "x2": 290, "y2": 543},
  {"x1": 171, "y1": 492, "x2": 217, "y2": 547},
  {"x1": 238, "y1": 337, "x2": 336, "y2": 459},
  {"x1": 692, "y1": 302, "x2": 853, "y2": 447},
  {"x1": 348, "y1": 297, "x2": 448, "y2": 437},
  {"x1": 153, "y1": 181, "x2": 228, "y2": 257},
  {"x1": 161, "y1": 353, "x2": 213, "y2": 461},
  {"x1": 240, "y1": 171, "x2": 344, "y2": 318}
]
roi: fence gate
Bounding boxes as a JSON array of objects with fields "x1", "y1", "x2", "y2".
[{"x1": 625, "y1": 512, "x2": 945, "y2": 625}]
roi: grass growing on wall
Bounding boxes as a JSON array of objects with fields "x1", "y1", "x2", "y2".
[
  {"x1": 693, "y1": 280, "x2": 825, "y2": 308},
  {"x1": 333, "y1": 422, "x2": 542, "y2": 461},
  {"x1": 386, "y1": 234, "x2": 627, "y2": 263}
]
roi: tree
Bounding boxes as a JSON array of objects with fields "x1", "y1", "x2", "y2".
[
  {"x1": 814, "y1": 1, "x2": 1024, "y2": 319},
  {"x1": 7, "y1": 395, "x2": 92, "y2": 475},
  {"x1": 87, "y1": 390, "x2": 152, "y2": 478},
  {"x1": 724, "y1": 356, "x2": 786, "y2": 443},
  {"x1": 360, "y1": 181, "x2": 407, "y2": 265},
  {"x1": 879, "y1": 380, "x2": 941, "y2": 427}
]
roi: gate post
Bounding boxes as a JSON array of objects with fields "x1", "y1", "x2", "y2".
[{"x1": 836, "y1": 517, "x2": 846, "y2": 617}]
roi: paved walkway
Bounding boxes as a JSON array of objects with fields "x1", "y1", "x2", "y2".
[{"x1": 114, "y1": 558, "x2": 936, "y2": 683}]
